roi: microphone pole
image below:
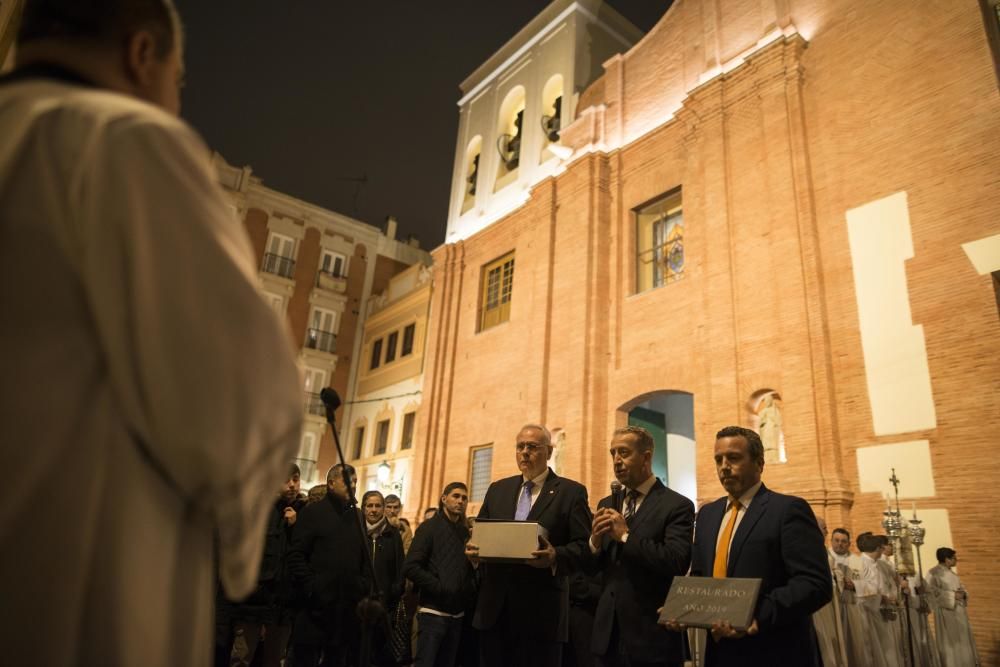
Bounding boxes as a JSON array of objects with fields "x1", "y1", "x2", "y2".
[{"x1": 320, "y1": 388, "x2": 385, "y2": 667}]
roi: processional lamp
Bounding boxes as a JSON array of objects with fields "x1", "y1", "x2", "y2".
[{"x1": 881, "y1": 468, "x2": 917, "y2": 667}]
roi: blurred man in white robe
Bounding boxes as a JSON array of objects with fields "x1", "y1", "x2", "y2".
[
  {"x1": 876, "y1": 538, "x2": 908, "y2": 666},
  {"x1": 812, "y1": 518, "x2": 848, "y2": 666},
  {"x1": 927, "y1": 548, "x2": 980, "y2": 667},
  {"x1": 0, "y1": 1, "x2": 303, "y2": 665},
  {"x1": 904, "y1": 574, "x2": 940, "y2": 667},
  {"x1": 854, "y1": 532, "x2": 899, "y2": 667},
  {"x1": 831, "y1": 528, "x2": 869, "y2": 667}
]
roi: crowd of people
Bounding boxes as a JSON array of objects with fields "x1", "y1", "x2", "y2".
[
  {"x1": 213, "y1": 425, "x2": 980, "y2": 667},
  {"x1": 813, "y1": 522, "x2": 979, "y2": 667}
]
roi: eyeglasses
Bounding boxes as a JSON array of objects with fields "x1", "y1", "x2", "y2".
[{"x1": 516, "y1": 442, "x2": 543, "y2": 453}]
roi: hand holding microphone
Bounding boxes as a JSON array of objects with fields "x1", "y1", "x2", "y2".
[{"x1": 592, "y1": 481, "x2": 628, "y2": 543}]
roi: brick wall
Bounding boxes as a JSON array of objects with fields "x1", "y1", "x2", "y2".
[{"x1": 414, "y1": 0, "x2": 1000, "y2": 657}]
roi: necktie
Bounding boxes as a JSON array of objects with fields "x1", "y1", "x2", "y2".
[
  {"x1": 713, "y1": 500, "x2": 742, "y2": 578},
  {"x1": 624, "y1": 489, "x2": 640, "y2": 524},
  {"x1": 515, "y1": 480, "x2": 535, "y2": 520}
]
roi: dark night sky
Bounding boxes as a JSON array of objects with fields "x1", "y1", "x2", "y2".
[{"x1": 173, "y1": 1, "x2": 671, "y2": 250}]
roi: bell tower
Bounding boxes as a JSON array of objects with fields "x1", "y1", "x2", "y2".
[{"x1": 445, "y1": 0, "x2": 643, "y2": 242}]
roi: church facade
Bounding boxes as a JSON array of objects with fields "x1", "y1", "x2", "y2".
[{"x1": 412, "y1": 0, "x2": 1000, "y2": 658}]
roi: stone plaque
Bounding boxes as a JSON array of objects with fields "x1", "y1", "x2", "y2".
[{"x1": 658, "y1": 576, "x2": 761, "y2": 631}]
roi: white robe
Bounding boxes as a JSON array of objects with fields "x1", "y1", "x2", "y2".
[
  {"x1": 906, "y1": 575, "x2": 940, "y2": 667},
  {"x1": 0, "y1": 75, "x2": 303, "y2": 666},
  {"x1": 927, "y1": 564, "x2": 980, "y2": 667},
  {"x1": 813, "y1": 550, "x2": 848, "y2": 666},
  {"x1": 833, "y1": 552, "x2": 870, "y2": 667},
  {"x1": 876, "y1": 557, "x2": 908, "y2": 665},
  {"x1": 854, "y1": 553, "x2": 900, "y2": 667}
]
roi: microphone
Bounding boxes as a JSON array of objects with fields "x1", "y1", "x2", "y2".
[
  {"x1": 610, "y1": 481, "x2": 624, "y2": 514},
  {"x1": 320, "y1": 388, "x2": 342, "y2": 410},
  {"x1": 319, "y1": 388, "x2": 341, "y2": 423}
]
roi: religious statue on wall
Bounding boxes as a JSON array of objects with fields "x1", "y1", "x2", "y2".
[
  {"x1": 754, "y1": 392, "x2": 786, "y2": 463},
  {"x1": 550, "y1": 429, "x2": 566, "y2": 475}
]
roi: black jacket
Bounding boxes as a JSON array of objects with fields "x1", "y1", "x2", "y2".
[
  {"x1": 691, "y1": 483, "x2": 832, "y2": 666},
  {"x1": 228, "y1": 494, "x2": 305, "y2": 619},
  {"x1": 585, "y1": 478, "x2": 694, "y2": 663},
  {"x1": 287, "y1": 492, "x2": 371, "y2": 643},
  {"x1": 367, "y1": 520, "x2": 405, "y2": 609},
  {"x1": 402, "y1": 512, "x2": 477, "y2": 615},
  {"x1": 473, "y1": 468, "x2": 591, "y2": 642}
]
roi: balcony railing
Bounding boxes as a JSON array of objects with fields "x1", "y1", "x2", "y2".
[
  {"x1": 261, "y1": 253, "x2": 295, "y2": 279},
  {"x1": 315, "y1": 268, "x2": 347, "y2": 292},
  {"x1": 305, "y1": 392, "x2": 326, "y2": 417},
  {"x1": 305, "y1": 328, "x2": 337, "y2": 354}
]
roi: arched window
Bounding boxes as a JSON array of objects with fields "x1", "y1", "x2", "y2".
[
  {"x1": 495, "y1": 86, "x2": 526, "y2": 190},
  {"x1": 540, "y1": 75, "x2": 564, "y2": 160},
  {"x1": 462, "y1": 136, "x2": 482, "y2": 214}
]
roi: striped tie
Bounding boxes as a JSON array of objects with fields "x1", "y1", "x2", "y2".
[
  {"x1": 624, "y1": 489, "x2": 639, "y2": 524},
  {"x1": 713, "y1": 500, "x2": 742, "y2": 578}
]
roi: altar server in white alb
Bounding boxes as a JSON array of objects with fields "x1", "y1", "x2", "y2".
[
  {"x1": 830, "y1": 528, "x2": 868, "y2": 667},
  {"x1": 0, "y1": 1, "x2": 303, "y2": 666},
  {"x1": 875, "y1": 538, "x2": 907, "y2": 665},
  {"x1": 927, "y1": 548, "x2": 980, "y2": 667},
  {"x1": 903, "y1": 573, "x2": 940, "y2": 667},
  {"x1": 853, "y1": 532, "x2": 900, "y2": 667},
  {"x1": 812, "y1": 518, "x2": 848, "y2": 667}
]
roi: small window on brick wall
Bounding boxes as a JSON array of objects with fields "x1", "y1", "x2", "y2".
[
  {"x1": 479, "y1": 251, "x2": 515, "y2": 331},
  {"x1": 635, "y1": 189, "x2": 684, "y2": 293},
  {"x1": 469, "y1": 445, "x2": 493, "y2": 502}
]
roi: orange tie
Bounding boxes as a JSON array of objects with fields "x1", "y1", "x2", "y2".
[{"x1": 713, "y1": 500, "x2": 742, "y2": 578}]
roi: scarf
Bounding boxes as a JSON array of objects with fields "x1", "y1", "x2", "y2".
[{"x1": 366, "y1": 517, "x2": 388, "y2": 538}]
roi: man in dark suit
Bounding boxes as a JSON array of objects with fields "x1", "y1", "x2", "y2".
[
  {"x1": 286, "y1": 463, "x2": 370, "y2": 667},
  {"x1": 586, "y1": 426, "x2": 694, "y2": 667},
  {"x1": 466, "y1": 424, "x2": 592, "y2": 667},
  {"x1": 666, "y1": 426, "x2": 831, "y2": 666}
]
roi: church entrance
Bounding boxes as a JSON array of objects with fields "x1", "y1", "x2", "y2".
[{"x1": 624, "y1": 392, "x2": 697, "y2": 503}]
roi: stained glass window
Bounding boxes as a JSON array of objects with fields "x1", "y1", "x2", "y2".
[{"x1": 636, "y1": 189, "x2": 684, "y2": 292}]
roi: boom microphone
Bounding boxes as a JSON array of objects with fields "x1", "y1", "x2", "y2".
[
  {"x1": 319, "y1": 388, "x2": 341, "y2": 423},
  {"x1": 319, "y1": 388, "x2": 342, "y2": 411},
  {"x1": 610, "y1": 480, "x2": 624, "y2": 514}
]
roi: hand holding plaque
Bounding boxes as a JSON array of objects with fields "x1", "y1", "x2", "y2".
[
  {"x1": 658, "y1": 576, "x2": 761, "y2": 633},
  {"x1": 709, "y1": 618, "x2": 758, "y2": 641}
]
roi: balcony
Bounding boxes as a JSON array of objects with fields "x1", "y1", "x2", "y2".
[
  {"x1": 315, "y1": 268, "x2": 347, "y2": 293},
  {"x1": 261, "y1": 253, "x2": 295, "y2": 279},
  {"x1": 305, "y1": 392, "x2": 326, "y2": 417},
  {"x1": 305, "y1": 328, "x2": 337, "y2": 354}
]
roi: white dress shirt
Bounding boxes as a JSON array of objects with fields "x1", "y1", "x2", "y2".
[
  {"x1": 715, "y1": 480, "x2": 763, "y2": 553},
  {"x1": 518, "y1": 468, "x2": 550, "y2": 509}
]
